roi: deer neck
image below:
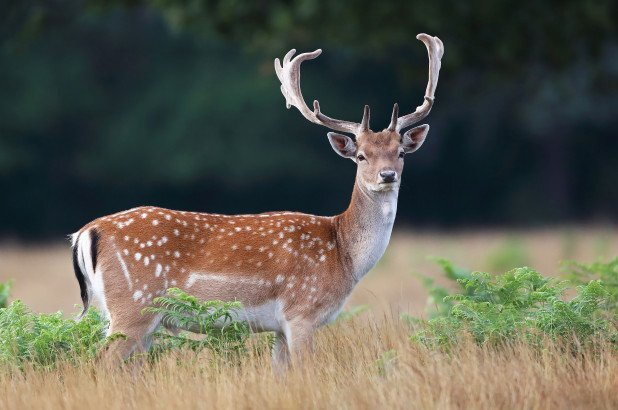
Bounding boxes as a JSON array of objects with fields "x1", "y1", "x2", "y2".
[{"x1": 335, "y1": 179, "x2": 398, "y2": 282}]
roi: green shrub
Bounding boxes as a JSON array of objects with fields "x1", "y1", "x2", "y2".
[
  {"x1": 562, "y1": 258, "x2": 618, "y2": 313},
  {"x1": 0, "y1": 285, "x2": 250, "y2": 368},
  {"x1": 413, "y1": 261, "x2": 617, "y2": 349},
  {"x1": 416, "y1": 258, "x2": 474, "y2": 318},
  {"x1": 145, "y1": 288, "x2": 250, "y2": 359},
  {"x1": 0, "y1": 301, "x2": 106, "y2": 369}
]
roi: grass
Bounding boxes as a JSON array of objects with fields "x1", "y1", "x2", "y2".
[
  {"x1": 0, "y1": 316, "x2": 616, "y2": 409},
  {"x1": 1, "y1": 230, "x2": 617, "y2": 408}
]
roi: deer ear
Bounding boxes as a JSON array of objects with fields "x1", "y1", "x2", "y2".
[
  {"x1": 402, "y1": 124, "x2": 429, "y2": 154},
  {"x1": 327, "y1": 132, "x2": 357, "y2": 159}
]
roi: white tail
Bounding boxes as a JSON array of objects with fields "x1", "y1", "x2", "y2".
[{"x1": 72, "y1": 34, "x2": 444, "y2": 367}]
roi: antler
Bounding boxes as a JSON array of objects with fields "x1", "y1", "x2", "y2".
[
  {"x1": 275, "y1": 49, "x2": 369, "y2": 134},
  {"x1": 389, "y1": 34, "x2": 444, "y2": 133}
]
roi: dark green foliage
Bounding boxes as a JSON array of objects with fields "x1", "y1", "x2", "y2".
[
  {"x1": 414, "y1": 261, "x2": 617, "y2": 348},
  {"x1": 1, "y1": 2, "x2": 618, "y2": 238},
  {"x1": 145, "y1": 288, "x2": 250, "y2": 358}
]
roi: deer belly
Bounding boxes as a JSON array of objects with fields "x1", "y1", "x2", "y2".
[
  {"x1": 182, "y1": 272, "x2": 284, "y2": 332},
  {"x1": 233, "y1": 299, "x2": 284, "y2": 332},
  {"x1": 167, "y1": 299, "x2": 284, "y2": 334}
]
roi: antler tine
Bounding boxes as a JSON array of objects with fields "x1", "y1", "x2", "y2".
[
  {"x1": 386, "y1": 103, "x2": 399, "y2": 131},
  {"x1": 396, "y1": 34, "x2": 444, "y2": 133},
  {"x1": 275, "y1": 49, "x2": 362, "y2": 134},
  {"x1": 360, "y1": 105, "x2": 370, "y2": 132}
]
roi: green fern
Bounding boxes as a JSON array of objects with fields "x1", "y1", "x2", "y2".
[
  {"x1": 562, "y1": 258, "x2": 618, "y2": 313},
  {"x1": 413, "y1": 262, "x2": 617, "y2": 349},
  {"x1": 0, "y1": 284, "x2": 250, "y2": 368},
  {"x1": 145, "y1": 288, "x2": 250, "y2": 358},
  {"x1": 0, "y1": 301, "x2": 106, "y2": 369}
]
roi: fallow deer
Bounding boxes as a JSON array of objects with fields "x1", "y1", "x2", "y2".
[{"x1": 70, "y1": 33, "x2": 444, "y2": 366}]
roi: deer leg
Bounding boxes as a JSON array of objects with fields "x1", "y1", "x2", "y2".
[
  {"x1": 99, "y1": 310, "x2": 162, "y2": 364},
  {"x1": 271, "y1": 331, "x2": 291, "y2": 372},
  {"x1": 285, "y1": 319, "x2": 316, "y2": 363}
]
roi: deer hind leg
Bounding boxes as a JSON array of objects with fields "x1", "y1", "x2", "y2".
[{"x1": 99, "y1": 309, "x2": 162, "y2": 364}]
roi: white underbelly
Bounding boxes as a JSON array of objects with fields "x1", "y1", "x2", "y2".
[
  {"x1": 170, "y1": 299, "x2": 284, "y2": 334},
  {"x1": 233, "y1": 299, "x2": 283, "y2": 332}
]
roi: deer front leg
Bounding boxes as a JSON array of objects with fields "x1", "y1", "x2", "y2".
[
  {"x1": 272, "y1": 331, "x2": 291, "y2": 372},
  {"x1": 276, "y1": 318, "x2": 316, "y2": 367}
]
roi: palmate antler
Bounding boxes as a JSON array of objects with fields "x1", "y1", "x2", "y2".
[
  {"x1": 274, "y1": 49, "x2": 370, "y2": 134},
  {"x1": 387, "y1": 34, "x2": 444, "y2": 133},
  {"x1": 275, "y1": 33, "x2": 444, "y2": 135}
]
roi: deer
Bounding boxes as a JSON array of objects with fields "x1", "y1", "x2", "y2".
[{"x1": 70, "y1": 33, "x2": 443, "y2": 368}]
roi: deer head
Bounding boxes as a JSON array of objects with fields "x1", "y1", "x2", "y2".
[{"x1": 275, "y1": 34, "x2": 444, "y2": 194}]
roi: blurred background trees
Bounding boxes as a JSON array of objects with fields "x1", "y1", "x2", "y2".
[{"x1": 1, "y1": 0, "x2": 617, "y2": 238}]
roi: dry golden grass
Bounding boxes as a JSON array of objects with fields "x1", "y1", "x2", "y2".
[
  {"x1": 1, "y1": 228, "x2": 617, "y2": 409},
  {"x1": 1, "y1": 315, "x2": 617, "y2": 409}
]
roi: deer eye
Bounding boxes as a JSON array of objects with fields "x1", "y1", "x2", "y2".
[
  {"x1": 398, "y1": 152, "x2": 405, "y2": 159},
  {"x1": 357, "y1": 154, "x2": 366, "y2": 161}
]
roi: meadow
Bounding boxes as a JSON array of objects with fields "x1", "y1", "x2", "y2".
[{"x1": 0, "y1": 228, "x2": 617, "y2": 409}]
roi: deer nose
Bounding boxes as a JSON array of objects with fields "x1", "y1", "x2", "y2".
[{"x1": 379, "y1": 170, "x2": 398, "y2": 183}]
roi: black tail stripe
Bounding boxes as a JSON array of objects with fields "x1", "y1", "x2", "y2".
[
  {"x1": 72, "y1": 239, "x2": 88, "y2": 307},
  {"x1": 90, "y1": 228, "x2": 100, "y2": 273}
]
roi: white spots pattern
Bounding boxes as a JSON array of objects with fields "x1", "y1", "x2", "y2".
[
  {"x1": 98, "y1": 207, "x2": 343, "y2": 310},
  {"x1": 133, "y1": 290, "x2": 143, "y2": 301}
]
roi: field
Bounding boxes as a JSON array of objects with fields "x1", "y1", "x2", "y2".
[{"x1": 1, "y1": 228, "x2": 617, "y2": 409}]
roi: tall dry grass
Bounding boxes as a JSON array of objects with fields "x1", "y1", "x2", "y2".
[
  {"x1": 1, "y1": 228, "x2": 617, "y2": 408},
  {"x1": 1, "y1": 314, "x2": 616, "y2": 410}
]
